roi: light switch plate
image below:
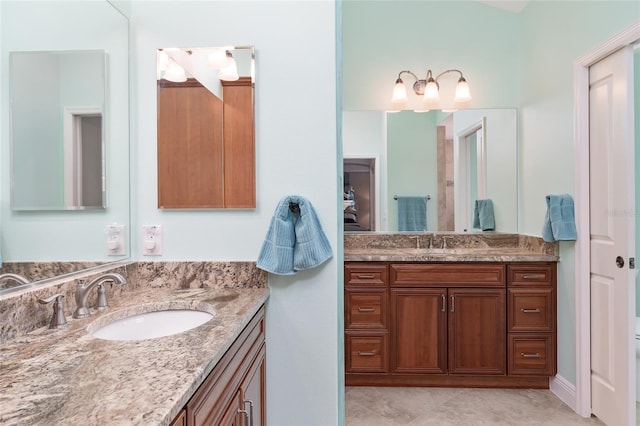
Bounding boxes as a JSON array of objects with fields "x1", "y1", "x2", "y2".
[
  {"x1": 106, "y1": 224, "x2": 125, "y2": 256},
  {"x1": 142, "y1": 225, "x2": 162, "y2": 256}
]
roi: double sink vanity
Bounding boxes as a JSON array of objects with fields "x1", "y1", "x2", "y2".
[
  {"x1": 0, "y1": 262, "x2": 269, "y2": 426},
  {"x1": 344, "y1": 232, "x2": 559, "y2": 388}
]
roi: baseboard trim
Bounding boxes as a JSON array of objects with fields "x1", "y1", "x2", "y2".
[{"x1": 550, "y1": 375, "x2": 586, "y2": 416}]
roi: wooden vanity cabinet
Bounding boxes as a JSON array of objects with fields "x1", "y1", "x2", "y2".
[
  {"x1": 390, "y1": 264, "x2": 506, "y2": 377},
  {"x1": 344, "y1": 263, "x2": 390, "y2": 374},
  {"x1": 507, "y1": 263, "x2": 557, "y2": 376},
  {"x1": 345, "y1": 261, "x2": 557, "y2": 388},
  {"x1": 171, "y1": 306, "x2": 266, "y2": 426}
]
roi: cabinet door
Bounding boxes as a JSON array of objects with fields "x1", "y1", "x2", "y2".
[
  {"x1": 448, "y1": 288, "x2": 506, "y2": 375},
  {"x1": 241, "y1": 344, "x2": 266, "y2": 426},
  {"x1": 391, "y1": 288, "x2": 447, "y2": 374},
  {"x1": 218, "y1": 389, "x2": 243, "y2": 426}
]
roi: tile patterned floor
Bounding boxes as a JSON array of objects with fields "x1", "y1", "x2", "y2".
[{"x1": 345, "y1": 387, "x2": 608, "y2": 425}]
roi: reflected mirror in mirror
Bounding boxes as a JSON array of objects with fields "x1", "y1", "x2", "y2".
[
  {"x1": 343, "y1": 109, "x2": 518, "y2": 233},
  {"x1": 0, "y1": 0, "x2": 130, "y2": 294},
  {"x1": 10, "y1": 50, "x2": 106, "y2": 210},
  {"x1": 157, "y1": 46, "x2": 255, "y2": 209}
]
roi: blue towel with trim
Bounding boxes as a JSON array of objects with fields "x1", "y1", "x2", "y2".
[
  {"x1": 397, "y1": 196, "x2": 427, "y2": 231},
  {"x1": 257, "y1": 195, "x2": 333, "y2": 275},
  {"x1": 542, "y1": 194, "x2": 577, "y2": 242},
  {"x1": 473, "y1": 199, "x2": 495, "y2": 231}
]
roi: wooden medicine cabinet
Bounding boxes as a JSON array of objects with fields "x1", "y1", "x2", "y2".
[{"x1": 157, "y1": 46, "x2": 255, "y2": 209}]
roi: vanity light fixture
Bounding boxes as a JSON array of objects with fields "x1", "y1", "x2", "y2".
[
  {"x1": 217, "y1": 50, "x2": 239, "y2": 81},
  {"x1": 391, "y1": 68, "x2": 472, "y2": 109}
]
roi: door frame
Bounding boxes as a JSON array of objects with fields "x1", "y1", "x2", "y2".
[{"x1": 573, "y1": 21, "x2": 640, "y2": 418}]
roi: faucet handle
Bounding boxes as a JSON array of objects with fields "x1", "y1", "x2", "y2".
[
  {"x1": 38, "y1": 294, "x2": 68, "y2": 329},
  {"x1": 95, "y1": 283, "x2": 109, "y2": 310},
  {"x1": 442, "y1": 236, "x2": 454, "y2": 249}
]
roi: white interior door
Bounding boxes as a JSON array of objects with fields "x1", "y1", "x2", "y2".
[{"x1": 589, "y1": 45, "x2": 636, "y2": 426}]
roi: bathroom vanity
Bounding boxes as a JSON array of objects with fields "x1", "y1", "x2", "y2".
[
  {"x1": 344, "y1": 233, "x2": 558, "y2": 388},
  {"x1": 0, "y1": 262, "x2": 268, "y2": 426}
]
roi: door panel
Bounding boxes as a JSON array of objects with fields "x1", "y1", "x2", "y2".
[
  {"x1": 448, "y1": 288, "x2": 506, "y2": 375},
  {"x1": 589, "y1": 45, "x2": 635, "y2": 426},
  {"x1": 390, "y1": 288, "x2": 447, "y2": 374}
]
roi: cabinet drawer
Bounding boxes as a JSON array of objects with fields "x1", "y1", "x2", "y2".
[
  {"x1": 346, "y1": 333, "x2": 388, "y2": 373},
  {"x1": 508, "y1": 334, "x2": 555, "y2": 376},
  {"x1": 345, "y1": 289, "x2": 388, "y2": 330},
  {"x1": 390, "y1": 264, "x2": 505, "y2": 287},
  {"x1": 508, "y1": 289, "x2": 554, "y2": 332},
  {"x1": 345, "y1": 263, "x2": 388, "y2": 287},
  {"x1": 508, "y1": 264, "x2": 554, "y2": 287}
]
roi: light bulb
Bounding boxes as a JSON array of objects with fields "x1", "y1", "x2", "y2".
[
  {"x1": 423, "y1": 79, "x2": 440, "y2": 102},
  {"x1": 164, "y1": 60, "x2": 187, "y2": 82},
  {"x1": 218, "y1": 51, "x2": 239, "y2": 81},
  {"x1": 454, "y1": 77, "x2": 472, "y2": 103},
  {"x1": 208, "y1": 48, "x2": 229, "y2": 69},
  {"x1": 391, "y1": 78, "x2": 408, "y2": 106}
]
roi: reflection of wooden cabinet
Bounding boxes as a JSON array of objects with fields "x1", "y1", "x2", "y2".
[
  {"x1": 157, "y1": 77, "x2": 255, "y2": 208},
  {"x1": 170, "y1": 306, "x2": 265, "y2": 425},
  {"x1": 222, "y1": 78, "x2": 255, "y2": 208},
  {"x1": 345, "y1": 262, "x2": 556, "y2": 388}
]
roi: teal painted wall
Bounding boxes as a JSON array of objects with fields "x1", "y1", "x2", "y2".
[
  {"x1": 342, "y1": 1, "x2": 519, "y2": 111},
  {"x1": 387, "y1": 111, "x2": 438, "y2": 231},
  {"x1": 518, "y1": 1, "x2": 639, "y2": 384}
]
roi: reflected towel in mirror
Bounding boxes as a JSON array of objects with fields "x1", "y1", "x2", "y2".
[
  {"x1": 397, "y1": 196, "x2": 428, "y2": 232},
  {"x1": 473, "y1": 199, "x2": 495, "y2": 231}
]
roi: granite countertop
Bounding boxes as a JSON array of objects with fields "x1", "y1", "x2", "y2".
[
  {"x1": 0, "y1": 286, "x2": 269, "y2": 426},
  {"x1": 344, "y1": 247, "x2": 559, "y2": 262}
]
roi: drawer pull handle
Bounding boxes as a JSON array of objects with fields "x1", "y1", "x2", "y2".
[
  {"x1": 357, "y1": 307, "x2": 375, "y2": 313},
  {"x1": 521, "y1": 308, "x2": 541, "y2": 313},
  {"x1": 450, "y1": 295, "x2": 455, "y2": 313},
  {"x1": 520, "y1": 352, "x2": 541, "y2": 358},
  {"x1": 356, "y1": 274, "x2": 375, "y2": 279},
  {"x1": 521, "y1": 274, "x2": 545, "y2": 280},
  {"x1": 357, "y1": 351, "x2": 376, "y2": 357},
  {"x1": 441, "y1": 294, "x2": 446, "y2": 312}
]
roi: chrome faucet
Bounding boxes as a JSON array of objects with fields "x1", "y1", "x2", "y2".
[
  {"x1": 442, "y1": 236, "x2": 454, "y2": 250},
  {"x1": 428, "y1": 233, "x2": 435, "y2": 249},
  {"x1": 73, "y1": 273, "x2": 126, "y2": 319},
  {"x1": 0, "y1": 273, "x2": 29, "y2": 285}
]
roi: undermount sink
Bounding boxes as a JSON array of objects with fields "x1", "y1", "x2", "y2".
[{"x1": 90, "y1": 307, "x2": 215, "y2": 341}]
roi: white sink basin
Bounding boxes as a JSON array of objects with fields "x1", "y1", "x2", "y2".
[{"x1": 90, "y1": 309, "x2": 214, "y2": 341}]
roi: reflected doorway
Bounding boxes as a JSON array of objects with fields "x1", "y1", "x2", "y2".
[{"x1": 344, "y1": 158, "x2": 376, "y2": 231}]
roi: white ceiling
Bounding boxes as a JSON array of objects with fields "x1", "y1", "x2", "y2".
[{"x1": 475, "y1": 0, "x2": 531, "y2": 13}]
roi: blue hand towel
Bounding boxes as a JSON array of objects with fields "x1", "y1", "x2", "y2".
[
  {"x1": 257, "y1": 195, "x2": 333, "y2": 275},
  {"x1": 473, "y1": 199, "x2": 495, "y2": 231},
  {"x1": 397, "y1": 196, "x2": 427, "y2": 232},
  {"x1": 542, "y1": 194, "x2": 577, "y2": 242}
]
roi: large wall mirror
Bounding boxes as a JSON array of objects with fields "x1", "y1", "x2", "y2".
[
  {"x1": 0, "y1": 1, "x2": 130, "y2": 293},
  {"x1": 10, "y1": 50, "x2": 106, "y2": 210},
  {"x1": 343, "y1": 108, "x2": 518, "y2": 233},
  {"x1": 156, "y1": 46, "x2": 255, "y2": 209}
]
